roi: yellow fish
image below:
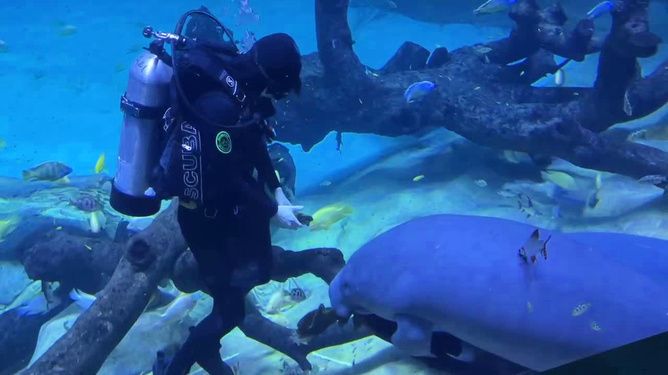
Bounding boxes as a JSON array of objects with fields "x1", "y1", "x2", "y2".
[
  {"x1": 413, "y1": 175, "x2": 425, "y2": 182},
  {"x1": 89, "y1": 211, "x2": 105, "y2": 234},
  {"x1": 94, "y1": 153, "x2": 106, "y2": 174},
  {"x1": 0, "y1": 138, "x2": 6, "y2": 149},
  {"x1": 541, "y1": 170, "x2": 577, "y2": 190},
  {"x1": 310, "y1": 203, "x2": 353, "y2": 231},
  {"x1": 572, "y1": 302, "x2": 592, "y2": 317},
  {"x1": 0, "y1": 216, "x2": 20, "y2": 242}
]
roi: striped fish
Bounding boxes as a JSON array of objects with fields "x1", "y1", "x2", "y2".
[{"x1": 22, "y1": 161, "x2": 72, "y2": 182}]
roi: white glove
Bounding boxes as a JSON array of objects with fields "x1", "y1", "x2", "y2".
[
  {"x1": 273, "y1": 205, "x2": 304, "y2": 229},
  {"x1": 274, "y1": 187, "x2": 292, "y2": 206}
]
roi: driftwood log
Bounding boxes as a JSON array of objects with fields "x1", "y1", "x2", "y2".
[
  {"x1": 21, "y1": 203, "x2": 186, "y2": 374},
  {"x1": 274, "y1": 0, "x2": 668, "y2": 184},
  {"x1": 20, "y1": 202, "x2": 363, "y2": 373}
]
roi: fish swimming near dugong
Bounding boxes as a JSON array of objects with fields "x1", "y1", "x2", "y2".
[{"x1": 329, "y1": 214, "x2": 668, "y2": 371}]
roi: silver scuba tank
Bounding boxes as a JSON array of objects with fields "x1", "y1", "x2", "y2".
[{"x1": 110, "y1": 50, "x2": 173, "y2": 217}]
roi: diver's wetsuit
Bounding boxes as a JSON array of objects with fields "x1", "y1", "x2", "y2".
[{"x1": 167, "y1": 89, "x2": 282, "y2": 375}]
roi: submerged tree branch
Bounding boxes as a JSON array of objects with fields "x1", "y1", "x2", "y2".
[
  {"x1": 20, "y1": 205, "x2": 350, "y2": 373},
  {"x1": 23, "y1": 202, "x2": 185, "y2": 375},
  {"x1": 578, "y1": 0, "x2": 663, "y2": 131},
  {"x1": 275, "y1": 0, "x2": 668, "y2": 184}
]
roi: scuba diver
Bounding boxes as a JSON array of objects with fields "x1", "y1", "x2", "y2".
[{"x1": 109, "y1": 7, "x2": 305, "y2": 375}]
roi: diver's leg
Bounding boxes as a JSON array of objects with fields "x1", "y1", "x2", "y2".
[
  {"x1": 185, "y1": 208, "x2": 267, "y2": 374},
  {"x1": 167, "y1": 270, "x2": 241, "y2": 375},
  {"x1": 167, "y1": 207, "x2": 237, "y2": 375}
]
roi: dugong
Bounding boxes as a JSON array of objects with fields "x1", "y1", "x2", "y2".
[{"x1": 329, "y1": 214, "x2": 668, "y2": 371}]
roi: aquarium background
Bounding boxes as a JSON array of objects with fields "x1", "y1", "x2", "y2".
[{"x1": 1, "y1": 0, "x2": 668, "y2": 374}]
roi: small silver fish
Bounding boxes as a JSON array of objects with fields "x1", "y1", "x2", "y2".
[
  {"x1": 517, "y1": 194, "x2": 542, "y2": 218},
  {"x1": 637, "y1": 175, "x2": 667, "y2": 185},
  {"x1": 623, "y1": 90, "x2": 633, "y2": 116},
  {"x1": 554, "y1": 69, "x2": 565, "y2": 87},
  {"x1": 572, "y1": 302, "x2": 592, "y2": 317},
  {"x1": 404, "y1": 81, "x2": 437, "y2": 103},
  {"x1": 473, "y1": 0, "x2": 518, "y2": 15},
  {"x1": 590, "y1": 321, "x2": 602, "y2": 331},
  {"x1": 586, "y1": 1, "x2": 614, "y2": 19},
  {"x1": 518, "y1": 229, "x2": 551, "y2": 264}
]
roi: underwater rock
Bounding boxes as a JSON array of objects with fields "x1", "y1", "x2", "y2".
[
  {"x1": 28, "y1": 296, "x2": 199, "y2": 375},
  {"x1": 329, "y1": 214, "x2": 668, "y2": 371},
  {"x1": 581, "y1": 174, "x2": 664, "y2": 218},
  {"x1": 125, "y1": 216, "x2": 155, "y2": 233},
  {"x1": 0, "y1": 175, "x2": 111, "y2": 199},
  {"x1": 0, "y1": 262, "x2": 32, "y2": 306},
  {"x1": 0, "y1": 287, "x2": 70, "y2": 375},
  {"x1": 379, "y1": 41, "x2": 431, "y2": 74},
  {"x1": 426, "y1": 47, "x2": 450, "y2": 69},
  {"x1": 500, "y1": 171, "x2": 664, "y2": 220}
]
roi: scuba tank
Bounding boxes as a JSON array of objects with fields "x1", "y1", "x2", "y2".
[
  {"x1": 109, "y1": 51, "x2": 172, "y2": 217},
  {"x1": 110, "y1": 7, "x2": 243, "y2": 217}
]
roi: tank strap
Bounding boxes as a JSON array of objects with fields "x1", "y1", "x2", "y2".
[{"x1": 120, "y1": 94, "x2": 168, "y2": 119}]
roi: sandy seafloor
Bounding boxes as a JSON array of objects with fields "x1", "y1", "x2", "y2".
[{"x1": 1, "y1": 1, "x2": 668, "y2": 374}]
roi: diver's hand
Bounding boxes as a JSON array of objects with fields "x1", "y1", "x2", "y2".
[
  {"x1": 274, "y1": 187, "x2": 292, "y2": 206},
  {"x1": 273, "y1": 205, "x2": 304, "y2": 229}
]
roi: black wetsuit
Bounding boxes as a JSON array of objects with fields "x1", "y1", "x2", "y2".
[{"x1": 167, "y1": 88, "x2": 282, "y2": 374}]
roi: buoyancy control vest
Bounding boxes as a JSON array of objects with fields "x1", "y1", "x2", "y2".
[{"x1": 110, "y1": 7, "x2": 273, "y2": 216}]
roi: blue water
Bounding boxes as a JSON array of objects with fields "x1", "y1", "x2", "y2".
[{"x1": 4, "y1": 1, "x2": 664, "y2": 189}]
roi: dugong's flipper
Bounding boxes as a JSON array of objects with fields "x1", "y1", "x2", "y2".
[{"x1": 391, "y1": 314, "x2": 434, "y2": 357}]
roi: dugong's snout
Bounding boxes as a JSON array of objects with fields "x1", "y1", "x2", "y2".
[{"x1": 329, "y1": 272, "x2": 353, "y2": 318}]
